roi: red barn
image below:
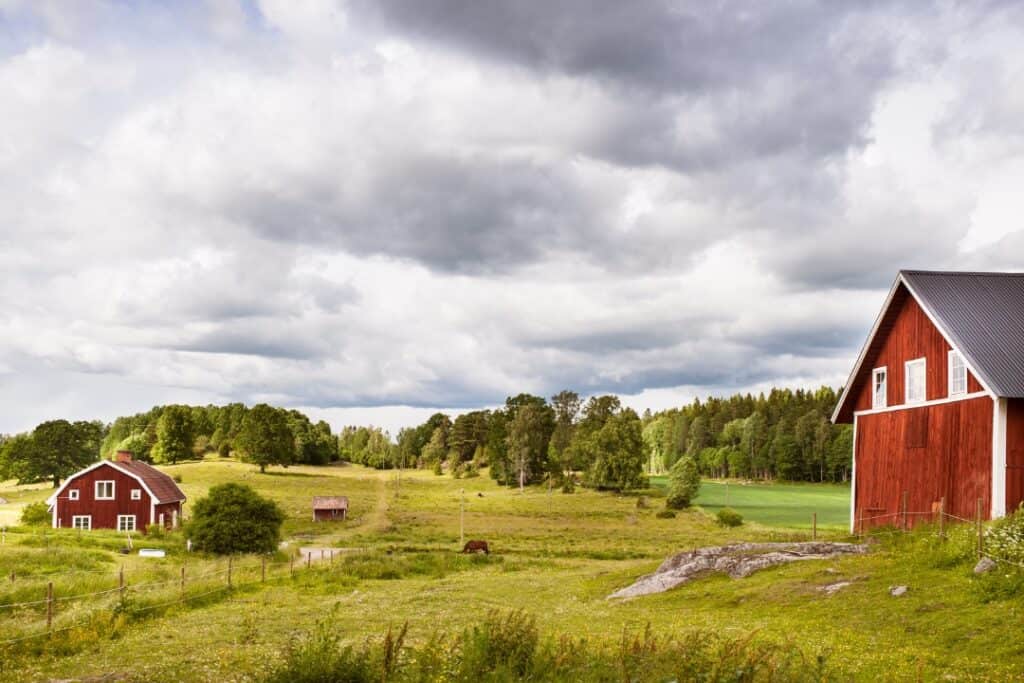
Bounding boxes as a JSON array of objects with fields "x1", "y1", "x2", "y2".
[
  {"x1": 833, "y1": 271, "x2": 1024, "y2": 531},
  {"x1": 46, "y1": 451, "x2": 186, "y2": 532}
]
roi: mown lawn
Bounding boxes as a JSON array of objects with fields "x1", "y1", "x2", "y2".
[
  {"x1": 649, "y1": 477, "x2": 850, "y2": 529},
  {"x1": 0, "y1": 461, "x2": 1021, "y2": 682}
]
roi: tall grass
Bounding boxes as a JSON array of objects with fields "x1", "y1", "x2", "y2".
[{"x1": 265, "y1": 609, "x2": 838, "y2": 682}]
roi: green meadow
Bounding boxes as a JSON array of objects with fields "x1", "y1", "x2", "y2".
[{"x1": 0, "y1": 458, "x2": 1021, "y2": 681}]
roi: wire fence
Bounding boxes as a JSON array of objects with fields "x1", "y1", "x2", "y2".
[{"x1": 0, "y1": 550, "x2": 343, "y2": 647}]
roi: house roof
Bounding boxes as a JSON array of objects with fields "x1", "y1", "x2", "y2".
[
  {"x1": 832, "y1": 270, "x2": 1024, "y2": 422},
  {"x1": 46, "y1": 459, "x2": 186, "y2": 507},
  {"x1": 115, "y1": 459, "x2": 186, "y2": 504},
  {"x1": 312, "y1": 496, "x2": 348, "y2": 510}
]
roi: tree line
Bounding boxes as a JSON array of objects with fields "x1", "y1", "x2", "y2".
[
  {"x1": 0, "y1": 385, "x2": 853, "y2": 490},
  {"x1": 642, "y1": 386, "x2": 852, "y2": 483}
]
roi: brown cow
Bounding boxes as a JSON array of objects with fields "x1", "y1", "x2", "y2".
[{"x1": 462, "y1": 540, "x2": 490, "y2": 554}]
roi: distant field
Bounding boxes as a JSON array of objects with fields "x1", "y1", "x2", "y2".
[{"x1": 649, "y1": 477, "x2": 850, "y2": 529}]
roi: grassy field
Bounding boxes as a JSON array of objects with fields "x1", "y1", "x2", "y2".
[
  {"x1": 650, "y1": 477, "x2": 850, "y2": 529},
  {"x1": 0, "y1": 459, "x2": 1021, "y2": 681}
]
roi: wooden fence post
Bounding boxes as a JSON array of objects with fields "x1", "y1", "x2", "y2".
[
  {"x1": 46, "y1": 582, "x2": 53, "y2": 633},
  {"x1": 180, "y1": 566, "x2": 186, "y2": 601},
  {"x1": 290, "y1": 554, "x2": 294, "y2": 576},
  {"x1": 119, "y1": 566, "x2": 125, "y2": 604},
  {"x1": 306, "y1": 551, "x2": 311, "y2": 569},
  {"x1": 976, "y1": 497, "x2": 984, "y2": 559},
  {"x1": 938, "y1": 497, "x2": 945, "y2": 537},
  {"x1": 901, "y1": 490, "x2": 909, "y2": 531},
  {"x1": 812, "y1": 513, "x2": 817, "y2": 541},
  {"x1": 261, "y1": 556, "x2": 267, "y2": 583},
  {"x1": 227, "y1": 557, "x2": 233, "y2": 589},
  {"x1": 9, "y1": 571, "x2": 14, "y2": 584}
]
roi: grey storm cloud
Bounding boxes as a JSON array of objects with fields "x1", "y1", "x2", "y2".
[{"x1": 2, "y1": 0, "x2": 1024, "y2": 434}]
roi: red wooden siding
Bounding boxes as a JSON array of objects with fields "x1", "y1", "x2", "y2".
[
  {"x1": 56, "y1": 463, "x2": 152, "y2": 530},
  {"x1": 1007, "y1": 398, "x2": 1024, "y2": 513},
  {"x1": 851, "y1": 290, "x2": 983, "y2": 414},
  {"x1": 55, "y1": 462, "x2": 182, "y2": 531},
  {"x1": 855, "y1": 396, "x2": 993, "y2": 527}
]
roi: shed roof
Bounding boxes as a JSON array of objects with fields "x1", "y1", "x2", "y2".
[{"x1": 312, "y1": 496, "x2": 349, "y2": 510}]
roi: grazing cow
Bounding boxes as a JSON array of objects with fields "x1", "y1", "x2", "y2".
[{"x1": 462, "y1": 540, "x2": 489, "y2": 554}]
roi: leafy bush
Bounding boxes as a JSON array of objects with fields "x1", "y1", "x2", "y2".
[
  {"x1": 986, "y1": 505, "x2": 1024, "y2": 563},
  {"x1": 19, "y1": 501, "x2": 50, "y2": 526},
  {"x1": 172, "y1": 473, "x2": 183, "y2": 483},
  {"x1": 265, "y1": 620, "x2": 376, "y2": 683},
  {"x1": 561, "y1": 476, "x2": 575, "y2": 493},
  {"x1": 716, "y1": 507, "x2": 744, "y2": 527},
  {"x1": 146, "y1": 524, "x2": 165, "y2": 538},
  {"x1": 656, "y1": 509, "x2": 677, "y2": 519},
  {"x1": 666, "y1": 456, "x2": 700, "y2": 509},
  {"x1": 188, "y1": 483, "x2": 284, "y2": 554}
]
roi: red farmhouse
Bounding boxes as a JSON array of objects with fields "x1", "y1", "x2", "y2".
[
  {"x1": 46, "y1": 451, "x2": 186, "y2": 532},
  {"x1": 833, "y1": 271, "x2": 1024, "y2": 531}
]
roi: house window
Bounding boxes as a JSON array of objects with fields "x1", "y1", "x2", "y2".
[
  {"x1": 872, "y1": 367, "x2": 887, "y2": 409},
  {"x1": 131, "y1": 489, "x2": 142, "y2": 500},
  {"x1": 68, "y1": 489, "x2": 79, "y2": 501},
  {"x1": 72, "y1": 515, "x2": 91, "y2": 530},
  {"x1": 949, "y1": 350, "x2": 967, "y2": 396},
  {"x1": 905, "y1": 358, "x2": 927, "y2": 403},
  {"x1": 95, "y1": 481, "x2": 115, "y2": 500},
  {"x1": 117, "y1": 515, "x2": 136, "y2": 532}
]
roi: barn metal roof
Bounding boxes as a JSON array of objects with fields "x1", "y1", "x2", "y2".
[
  {"x1": 901, "y1": 270, "x2": 1024, "y2": 398},
  {"x1": 312, "y1": 496, "x2": 349, "y2": 510}
]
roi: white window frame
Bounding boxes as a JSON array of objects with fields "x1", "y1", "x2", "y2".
[
  {"x1": 948, "y1": 350, "x2": 967, "y2": 397},
  {"x1": 95, "y1": 480, "x2": 115, "y2": 500},
  {"x1": 872, "y1": 367, "x2": 887, "y2": 409},
  {"x1": 68, "y1": 489, "x2": 79, "y2": 501},
  {"x1": 905, "y1": 357, "x2": 927, "y2": 404},
  {"x1": 131, "y1": 489, "x2": 142, "y2": 500},
  {"x1": 117, "y1": 515, "x2": 136, "y2": 532},
  {"x1": 72, "y1": 515, "x2": 91, "y2": 530}
]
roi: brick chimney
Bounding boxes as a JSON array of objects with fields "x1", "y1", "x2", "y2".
[{"x1": 115, "y1": 450, "x2": 134, "y2": 463}]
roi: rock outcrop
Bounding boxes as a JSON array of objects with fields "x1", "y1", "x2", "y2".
[{"x1": 608, "y1": 541, "x2": 868, "y2": 599}]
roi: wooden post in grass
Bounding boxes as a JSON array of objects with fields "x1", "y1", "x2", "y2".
[
  {"x1": 119, "y1": 566, "x2": 125, "y2": 603},
  {"x1": 812, "y1": 512, "x2": 817, "y2": 541},
  {"x1": 261, "y1": 556, "x2": 266, "y2": 583},
  {"x1": 227, "y1": 557, "x2": 233, "y2": 589},
  {"x1": 901, "y1": 490, "x2": 909, "y2": 531},
  {"x1": 180, "y1": 566, "x2": 186, "y2": 600},
  {"x1": 290, "y1": 554, "x2": 294, "y2": 576},
  {"x1": 976, "y1": 497, "x2": 984, "y2": 559},
  {"x1": 46, "y1": 582, "x2": 53, "y2": 633},
  {"x1": 938, "y1": 497, "x2": 945, "y2": 537},
  {"x1": 459, "y1": 488, "x2": 465, "y2": 548},
  {"x1": 9, "y1": 571, "x2": 14, "y2": 584}
]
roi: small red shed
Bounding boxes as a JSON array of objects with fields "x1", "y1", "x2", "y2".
[
  {"x1": 312, "y1": 496, "x2": 348, "y2": 521},
  {"x1": 833, "y1": 271, "x2": 1024, "y2": 531},
  {"x1": 46, "y1": 451, "x2": 186, "y2": 532}
]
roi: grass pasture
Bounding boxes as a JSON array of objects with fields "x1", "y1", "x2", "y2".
[
  {"x1": 0, "y1": 460, "x2": 1021, "y2": 681},
  {"x1": 649, "y1": 478, "x2": 851, "y2": 529}
]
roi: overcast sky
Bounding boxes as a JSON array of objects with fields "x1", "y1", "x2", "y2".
[{"x1": 2, "y1": 0, "x2": 1024, "y2": 436}]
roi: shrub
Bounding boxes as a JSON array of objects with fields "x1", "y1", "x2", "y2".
[
  {"x1": 433, "y1": 459, "x2": 443, "y2": 476},
  {"x1": 716, "y1": 507, "x2": 744, "y2": 527},
  {"x1": 146, "y1": 523, "x2": 165, "y2": 538},
  {"x1": 188, "y1": 483, "x2": 284, "y2": 555},
  {"x1": 172, "y1": 473, "x2": 183, "y2": 483},
  {"x1": 665, "y1": 456, "x2": 700, "y2": 509},
  {"x1": 656, "y1": 509, "x2": 676, "y2": 519},
  {"x1": 265, "y1": 619, "x2": 376, "y2": 683},
  {"x1": 19, "y1": 501, "x2": 50, "y2": 526},
  {"x1": 561, "y1": 476, "x2": 575, "y2": 493},
  {"x1": 986, "y1": 505, "x2": 1024, "y2": 563}
]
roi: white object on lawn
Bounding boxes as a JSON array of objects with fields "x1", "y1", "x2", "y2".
[{"x1": 138, "y1": 549, "x2": 166, "y2": 558}]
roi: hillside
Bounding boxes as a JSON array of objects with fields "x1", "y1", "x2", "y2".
[{"x1": 1, "y1": 458, "x2": 1022, "y2": 681}]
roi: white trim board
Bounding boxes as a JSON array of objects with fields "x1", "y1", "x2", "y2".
[
  {"x1": 993, "y1": 398, "x2": 1008, "y2": 519},
  {"x1": 853, "y1": 391, "x2": 990, "y2": 417}
]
